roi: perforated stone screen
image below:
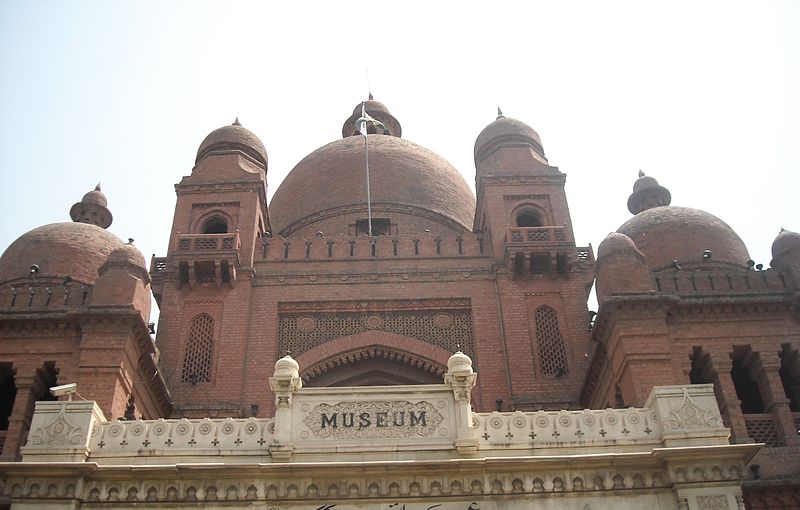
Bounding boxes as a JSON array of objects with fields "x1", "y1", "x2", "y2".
[
  {"x1": 277, "y1": 300, "x2": 475, "y2": 362},
  {"x1": 535, "y1": 306, "x2": 568, "y2": 375},
  {"x1": 181, "y1": 314, "x2": 215, "y2": 383}
]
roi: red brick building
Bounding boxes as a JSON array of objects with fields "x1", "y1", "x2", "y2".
[{"x1": 0, "y1": 99, "x2": 797, "y2": 506}]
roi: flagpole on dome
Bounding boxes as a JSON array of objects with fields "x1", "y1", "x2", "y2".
[
  {"x1": 355, "y1": 95, "x2": 385, "y2": 238},
  {"x1": 360, "y1": 101, "x2": 373, "y2": 236}
]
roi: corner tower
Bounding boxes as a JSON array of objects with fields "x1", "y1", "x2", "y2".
[
  {"x1": 473, "y1": 112, "x2": 595, "y2": 410},
  {"x1": 150, "y1": 120, "x2": 270, "y2": 417}
]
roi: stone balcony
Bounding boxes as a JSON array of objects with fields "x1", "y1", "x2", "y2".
[
  {"x1": 175, "y1": 232, "x2": 240, "y2": 253},
  {"x1": 150, "y1": 232, "x2": 242, "y2": 289},
  {"x1": 506, "y1": 226, "x2": 567, "y2": 244}
]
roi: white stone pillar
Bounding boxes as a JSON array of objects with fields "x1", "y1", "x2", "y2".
[
  {"x1": 444, "y1": 351, "x2": 478, "y2": 455},
  {"x1": 268, "y1": 354, "x2": 302, "y2": 461}
]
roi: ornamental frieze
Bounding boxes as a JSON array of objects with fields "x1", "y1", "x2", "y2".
[{"x1": 303, "y1": 400, "x2": 444, "y2": 440}]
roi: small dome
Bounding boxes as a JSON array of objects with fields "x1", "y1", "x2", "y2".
[
  {"x1": 351, "y1": 99, "x2": 389, "y2": 116},
  {"x1": 772, "y1": 229, "x2": 800, "y2": 259},
  {"x1": 447, "y1": 351, "x2": 473, "y2": 374},
  {"x1": 196, "y1": 120, "x2": 268, "y2": 167},
  {"x1": 597, "y1": 232, "x2": 639, "y2": 260},
  {"x1": 273, "y1": 354, "x2": 300, "y2": 378},
  {"x1": 618, "y1": 206, "x2": 750, "y2": 269},
  {"x1": 627, "y1": 171, "x2": 671, "y2": 214},
  {"x1": 81, "y1": 185, "x2": 108, "y2": 207},
  {"x1": 0, "y1": 223, "x2": 125, "y2": 285},
  {"x1": 269, "y1": 135, "x2": 475, "y2": 235},
  {"x1": 342, "y1": 98, "x2": 402, "y2": 138},
  {"x1": 474, "y1": 115, "x2": 545, "y2": 164},
  {"x1": 70, "y1": 184, "x2": 112, "y2": 229},
  {"x1": 102, "y1": 243, "x2": 147, "y2": 270}
]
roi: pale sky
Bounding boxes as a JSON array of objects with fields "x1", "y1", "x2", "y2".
[{"x1": 1, "y1": 1, "x2": 798, "y2": 311}]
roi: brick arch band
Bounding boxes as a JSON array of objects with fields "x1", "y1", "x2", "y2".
[{"x1": 293, "y1": 331, "x2": 453, "y2": 384}]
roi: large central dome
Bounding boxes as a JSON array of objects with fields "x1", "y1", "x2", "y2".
[{"x1": 270, "y1": 101, "x2": 475, "y2": 236}]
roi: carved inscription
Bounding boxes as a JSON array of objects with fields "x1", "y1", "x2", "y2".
[{"x1": 304, "y1": 401, "x2": 444, "y2": 439}]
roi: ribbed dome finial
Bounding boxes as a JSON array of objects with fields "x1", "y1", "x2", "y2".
[
  {"x1": 497, "y1": 107, "x2": 504, "y2": 119},
  {"x1": 342, "y1": 98, "x2": 402, "y2": 138},
  {"x1": 627, "y1": 172, "x2": 671, "y2": 215},
  {"x1": 70, "y1": 185, "x2": 113, "y2": 229}
]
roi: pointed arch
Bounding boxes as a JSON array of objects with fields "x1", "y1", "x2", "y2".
[{"x1": 294, "y1": 331, "x2": 452, "y2": 386}]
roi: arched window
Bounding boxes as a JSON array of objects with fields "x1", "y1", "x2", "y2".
[
  {"x1": 181, "y1": 314, "x2": 215, "y2": 383},
  {"x1": 516, "y1": 210, "x2": 543, "y2": 227},
  {"x1": 202, "y1": 217, "x2": 228, "y2": 234},
  {"x1": 535, "y1": 306, "x2": 568, "y2": 375}
]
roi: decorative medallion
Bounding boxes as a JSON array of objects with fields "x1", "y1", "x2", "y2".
[
  {"x1": 433, "y1": 313, "x2": 454, "y2": 329},
  {"x1": 28, "y1": 410, "x2": 83, "y2": 446},
  {"x1": 365, "y1": 315, "x2": 384, "y2": 329},
  {"x1": 666, "y1": 388, "x2": 723, "y2": 430},
  {"x1": 297, "y1": 317, "x2": 317, "y2": 333}
]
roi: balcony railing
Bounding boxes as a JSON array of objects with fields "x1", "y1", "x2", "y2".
[
  {"x1": 507, "y1": 226, "x2": 566, "y2": 243},
  {"x1": 744, "y1": 413, "x2": 780, "y2": 446},
  {"x1": 176, "y1": 232, "x2": 240, "y2": 252}
]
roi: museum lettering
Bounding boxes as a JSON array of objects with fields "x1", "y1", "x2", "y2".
[{"x1": 321, "y1": 410, "x2": 427, "y2": 430}]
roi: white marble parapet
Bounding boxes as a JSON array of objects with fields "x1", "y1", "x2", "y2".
[
  {"x1": 18, "y1": 384, "x2": 731, "y2": 464},
  {"x1": 474, "y1": 406, "x2": 659, "y2": 449},
  {"x1": 86, "y1": 417, "x2": 275, "y2": 462}
]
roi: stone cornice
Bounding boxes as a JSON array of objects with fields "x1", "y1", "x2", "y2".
[
  {"x1": 0, "y1": 444, "x2": 757, "y2": 504},
  {"x1": 254, "y1": 269, "x2": 496, "y2": 286}
]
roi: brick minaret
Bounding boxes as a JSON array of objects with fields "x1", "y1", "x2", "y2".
[{"x1": 472, "y1": 112, "x2": 595, "y2": 410}]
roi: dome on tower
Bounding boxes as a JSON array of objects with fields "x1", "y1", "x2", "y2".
[
  {"x1": 474, "y1": 114, "x2": 545, "y2": 164},
  {"x1": 618, "y1": 207, "x2": 749, "y2": 270},
  {"x1": 102, "y1": 242, "x2": 148, "y2": 271},
  {"x1": 196, "y1": 119, "x2": 268, "y2": 167},
  {"x1": 771, "y1": 228, "x2": 800, "y2": 260},
  {"x1": 1, "y1": 187, "x2": 126, "y2": 285},
  {"x1": 270, "y1": 100, "x2": 474, "y2": 236},
  {"x1": 342, "y1": 98, "x2": 402, "y2": 138},
  {"x1": 0, "y1": 223, "x2": 125, "y2": 285},
  {"x1": 617, "y1": 172, "x2": 750, "y2": 269},
  {"x1": 596, "y1": 232, "x2": 640, "y2": 260}
]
